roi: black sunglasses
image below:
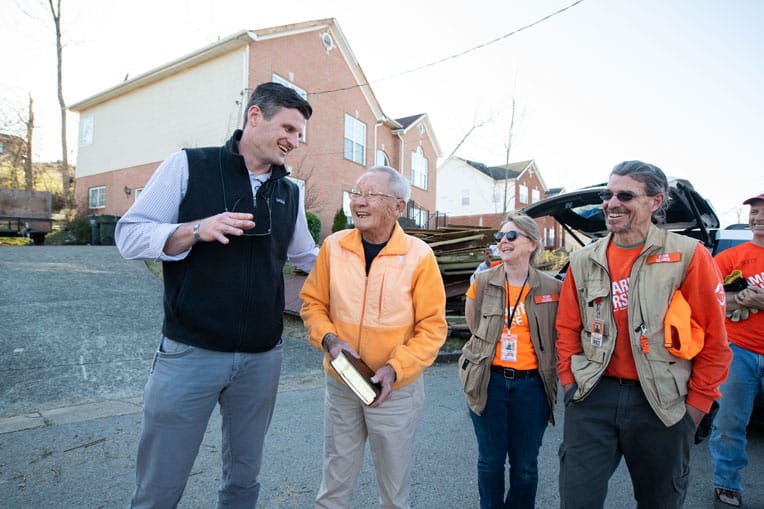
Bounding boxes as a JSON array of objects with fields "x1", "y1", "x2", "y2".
[
  {"x1": 230, "y1": 196, "x2": 272, "y2": 237},
  {"x1": 494, "y1": 230, "x2": 527, "y2": 242},
  {"x1": 598, "y1": 190, "x2": 645, "y2": 202}
]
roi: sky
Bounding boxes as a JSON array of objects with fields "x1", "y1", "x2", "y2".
[{"x1": 1, "y1": 0, "x2": 762, "y2": 226}]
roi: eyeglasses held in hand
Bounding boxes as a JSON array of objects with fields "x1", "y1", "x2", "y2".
[
  {"x1": 598, "y1": 190, "x2": 644, "y2": 202},
  {"x1": 493, "y1": 230, "x2": 527, "y2": 242},
  {"x1": 348, "y1": 189, "x2": 400, "y2": 201},
  {"x1": 230, "y1": 196, "x2": 271, "y2": 237}
]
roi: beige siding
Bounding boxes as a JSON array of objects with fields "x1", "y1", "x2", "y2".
[{"x1": 76, "y1": 48, "x2": 248, "y2": 178}]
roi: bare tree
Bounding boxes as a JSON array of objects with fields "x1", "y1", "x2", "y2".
[
  {"x1": 446, "y1": 113, "x2": 493, "y2": 160},
  {"x1": 0, "y1": 96, "x2": 34, "y2": 189},
  {"x1": 47, "y1": 0, "x2": 73, "y2": 214}
]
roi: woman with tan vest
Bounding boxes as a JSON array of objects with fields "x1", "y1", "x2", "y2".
[{"x1": 458, "y1": 212, "x2": 561, "y2": 509}]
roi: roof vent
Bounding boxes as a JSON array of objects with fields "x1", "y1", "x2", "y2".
[{"x1": 321, "y1": 32, "x2": 334, "y2": 51}]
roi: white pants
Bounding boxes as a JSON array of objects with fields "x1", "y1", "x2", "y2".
[{"x1": 315, "y1": 375, "x2": 425, "y2": 509}]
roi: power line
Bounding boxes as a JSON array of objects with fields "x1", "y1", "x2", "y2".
[{"x1": 312, "y1": 0, "x2": 586, "y2": 96}]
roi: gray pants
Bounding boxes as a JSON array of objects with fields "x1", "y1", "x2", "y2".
[
  {"x1": 558, "y1": 377, "x2": 695, "y2": 509},
  {"x1": 130, "y1": 337, "x2": 283, "y2": 509}
]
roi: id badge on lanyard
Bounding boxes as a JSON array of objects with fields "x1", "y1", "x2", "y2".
[{"x1": 500, "y1": 333, "x2": 518, "y2": 362}]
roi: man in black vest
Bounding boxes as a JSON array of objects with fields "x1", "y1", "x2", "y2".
[{"x1": 116, "y1": 82, "x2": 316, "y2": 508}]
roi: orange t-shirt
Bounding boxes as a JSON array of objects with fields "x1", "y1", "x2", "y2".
[
  {"x1": 715, "y1": 241, "x2": 764, "y2": 354},
  {"x1": 602, "y1": 243, "x2": 643, "y2": 380},
  {"x1": 466, "y1": 280, "x2": 538, "y2": 369}
]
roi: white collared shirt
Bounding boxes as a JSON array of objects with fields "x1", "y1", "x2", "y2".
[{"x1": 115, "y1": 150, "x2": 318, "y2": 272}]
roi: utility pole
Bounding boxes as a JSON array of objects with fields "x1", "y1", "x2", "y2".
[{"x1": 24, "y1": 94, "x2": 35, "y2": 190}]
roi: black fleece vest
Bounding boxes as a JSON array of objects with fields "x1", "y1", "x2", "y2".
[{"x1": 161, "y1": 131, "x2": 299, "y2": 352}]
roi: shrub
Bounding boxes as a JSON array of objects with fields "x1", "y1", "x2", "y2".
[
  {"x1": 306, "y1": 211, "x2": 321, "y2": 244},
  {"x1": 331, "y1": 208, "x2": 348, "y2": 233},
  {"x1": 67, "y1": 216, "x2": 92, "y2": 244}
]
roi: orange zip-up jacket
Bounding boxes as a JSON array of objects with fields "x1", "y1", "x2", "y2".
[{"x1": 300, "y1": 223, "x2": 447, "y2": 388}]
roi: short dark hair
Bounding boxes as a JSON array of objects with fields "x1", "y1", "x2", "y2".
[{"x1": 242, "y1": 82, "x2": 312, "y2": 128}]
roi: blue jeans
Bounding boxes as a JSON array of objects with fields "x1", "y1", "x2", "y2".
[
  {"x1": 469, "y1": 371, "x2": 550, "y2": 509},
  {"x1": 131, "y1": 336, "x2": 283, "y2": 509},
  {"x1": 710, "y1": 342, "x2": 764, "y2": 493}
]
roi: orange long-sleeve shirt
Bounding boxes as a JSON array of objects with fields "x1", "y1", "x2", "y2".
[{"x1": 556, "y1": 242, "x2": 730, "y2": 413}]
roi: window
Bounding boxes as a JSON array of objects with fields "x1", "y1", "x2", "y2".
[
  {"x1": 375, "y1": 150, "x2": 389, "y2": 166},
  {"x1": 89, "y1": 186, "x2": 106, "y2": 209},
  {"x1": 461, "y1": 189, "x2": 470, "y2": 207},
  {"x1": 532, "y1": 188, "x2": 540, "y2": 204},
  {"x1": 519, "y1": 184, "x2": 529, "y2": 204},
  {"x1": 408, "y1": 204, "x2": 428, "y2": 228},
  {"x1": 344, "y1": 115, "x2": 366, "y2": 164},
  {"x1": 80, "y1": 116, "x2": 94, "y2": 146},
  {"x1": 410, "y1": 147, "x2": 428, "y2": 190},
  {"x1": 548, "y1": 227, "x2": 556, "y2": 248},
  {"x1": 342, "y1": 191, "x2": 353, "y2": 225}
]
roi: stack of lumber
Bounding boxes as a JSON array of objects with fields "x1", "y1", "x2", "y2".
[{"x1": 405, "y1": 226, "x2": 498, "y2": 335}]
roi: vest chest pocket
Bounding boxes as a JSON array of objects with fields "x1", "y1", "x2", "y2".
[{"x1": 578, "y1": 284, "x2": 611, "y2": 355}]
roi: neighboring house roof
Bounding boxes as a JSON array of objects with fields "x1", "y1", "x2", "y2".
[
  {"x1": 464, "y1": 158, "x2": 535, "y2": 181},
  {"x1": 546, "y1": 187, "x2": 565, "y2": 197},
  {"x1": 396, "y1": 114, "x2": 425, "y2": 129},
  {"x1": 394, "y1": 113, "x2": 442, "y2": 157},
  {"x1": 69, "y1": 18, "x2": 441, "y2": 156}
]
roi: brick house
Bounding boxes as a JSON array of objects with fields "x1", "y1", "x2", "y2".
[
  {"x1": 69, "y1": 18, "x2": 442, "y2": 239},
  {"x1": 437, "y1": 156, "x2": 563, "y2": 250}
]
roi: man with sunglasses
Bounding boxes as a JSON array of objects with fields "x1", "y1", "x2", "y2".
[
  {"x1": 556, "y1": 160, "x2": 731, "y2": 508},
  {"x1": 300, "y1": 166, "x2": 447, "y2": 508},
  {"x1": 115, "y1": 82, "x2": 317, "y2": 508}
]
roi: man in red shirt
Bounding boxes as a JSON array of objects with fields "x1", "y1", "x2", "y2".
[
  {"x1": 556, "y1": 161, "x2": 730, "y2": 508},
  {"x1": 709, "y1": 192, "x2": 764, "y2": 508}
]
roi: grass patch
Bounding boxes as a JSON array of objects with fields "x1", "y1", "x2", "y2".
[{"x1": 0, "y1": 236, "x2": 31, "y2": 246}]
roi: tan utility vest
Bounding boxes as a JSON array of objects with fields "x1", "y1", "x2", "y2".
[
  {"x1": 461, "y1": 265, "x2": 561, "y2": 421},
  {"x1": 568, "y1": 225, "x2": 699, "y2": 426}
]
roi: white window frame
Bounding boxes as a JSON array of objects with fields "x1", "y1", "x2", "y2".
[
  {"x1": 344, "y1": 114, "x2": 366, "y2": 165},
  {"x1": 519, "y1": 184, "x2": 529, "y2": 204},
  {"x1": 532, "y1": 188, "x2": 540, "y2": 204},
  {"x1": 342, "y1": 191, "x2": 354, "y2": 225},
  {"x1": 410, "y1": 146, "x2": 428, "y2": 190},
  {"x1": 89, "y1": 186, "x2": 106, "y2": 209},
  {"x1": 375, "y1": 150, "x2": 389, "y2": 166},
  {"x1": 461, "y1": 189, "x2": 470, "y2": 207}
]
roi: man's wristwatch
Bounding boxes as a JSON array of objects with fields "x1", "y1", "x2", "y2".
[
  {"x1": 322, "y1": 333, "x2": 336, "y2": 351},
  {"x1": 193, "y1": 223, "x2": 201, "y2": 242}
]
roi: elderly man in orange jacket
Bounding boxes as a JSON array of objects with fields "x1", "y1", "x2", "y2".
[{"x1": 300, "y1": 165, "x2": 447, "y2": 509}]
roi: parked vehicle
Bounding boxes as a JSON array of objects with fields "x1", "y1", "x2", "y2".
[{"x1": 0, "y1": 188, "x2": 53, "y2": 244}]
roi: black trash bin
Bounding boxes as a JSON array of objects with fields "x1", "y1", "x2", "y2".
[
  {"x1": 96, "y1": 215, "x2": 119, "y2": 245},
  {"x1": 88, "y1": 215, "x2": 101, "y2": 245}
]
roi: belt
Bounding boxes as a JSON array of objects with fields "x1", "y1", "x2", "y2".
[
  {"x1": 605, "y1": 376, "x2": 640, "y2": 386},
  {"x1": 490, "y1": 366, "x2": 538, "y2": 379}
]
